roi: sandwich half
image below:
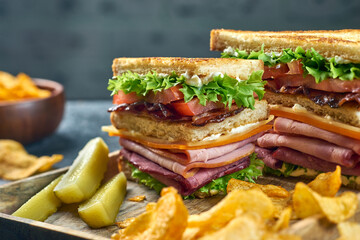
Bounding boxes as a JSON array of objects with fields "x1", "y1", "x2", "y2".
[
  {"x1": 104, "y1": 57, "x2": 272, "y2": 197},
  {"x1": 210, "y1": 29, "x2": 360, "y2": 187}
]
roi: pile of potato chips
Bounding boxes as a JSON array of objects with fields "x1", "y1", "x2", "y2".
[
  {"x1": 0, "y1": 140, "x2": 63, "y2": 180},
  {"x1": 0, "y1": 71, "x2": 51, "y2": 101},
  {"x1": 112, "y1": 165, "x2": 360, "y2": 240}
]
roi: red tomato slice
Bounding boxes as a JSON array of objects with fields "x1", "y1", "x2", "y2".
[
  {"x1": 113, "y1": 91, "x2": 142, "y2": 104},
  {"x1": 171, "y1": 98, "x2": 224, "y2": 116},
  {"x1": 146, "y1": 85, "x2": 184, "y2": 104}
]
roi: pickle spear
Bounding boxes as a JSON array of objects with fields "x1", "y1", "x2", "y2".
[
  {"x1": 12, "y1": 175, "x2": 62, "y2": 221},
  {"x1": 78, "y1": 172, "x2": 127, "y2": 228},
  {"x1": 54, "y1": 137, "x2": 109, "y2": 204}
]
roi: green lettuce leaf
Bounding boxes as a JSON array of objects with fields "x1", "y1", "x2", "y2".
[
  {"x1": 188, "y1": 153, "x2": 263, "y2": 199},
  {"x1": 128, "y1": 163, "x2": 166, "y2": 194},
  {"x1": 128, "y1": 153, "x2": 263, "y2": 198},
  {"x1": 221, "y1": 45, "x2": 360, "y2": 83},
  {"x1": 108, "y1": 70, "x2": 266, "y2": 110}
]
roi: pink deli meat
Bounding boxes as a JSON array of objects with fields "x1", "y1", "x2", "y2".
[
  {"x1": 142, "y1": 132, "x2": 264, "y2": 165},
  {"x1": 273, "y1": 147, "x2": 360, "y2": 176},
  {"x1": 120, "y1": 148, "x2": 250, "y2": 196},
  {"x1": 257, "y1": 133, "x2": 360, "y2": 168},
  {"x1": 274, "y1": 117, "x2": 360, "y2": 154},
  {"x1": 120, "y1": 138, "x2": 255, "y2": 178},
  {"x1": 254, "y1": 146, "x2": 282, "y2": 169}
]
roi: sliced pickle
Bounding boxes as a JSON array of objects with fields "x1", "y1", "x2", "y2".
[
  {"x1": 78, "y1": 172, "x2": 127, "y2": 228},
  {"x1": 54, "y1": 137, "x2": 109, "y2": 204},
  {"x1": 12, "y1": 175, "x2": 62, "y2": 221}
]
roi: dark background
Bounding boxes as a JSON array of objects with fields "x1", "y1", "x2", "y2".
[{"x1": 1, "y1": 0, "x2": 359, "y2": 99}]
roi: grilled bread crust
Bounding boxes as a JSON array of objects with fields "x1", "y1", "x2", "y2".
[
  {"x1": 111, "y1": 100, "x2": 269, "y2": 142},
  {"x1": 210, "y1": 29, "x2": 360, "y2": 63},
  {"x1": 112, "y1": 57, "x2": 263, "y2": 81}
]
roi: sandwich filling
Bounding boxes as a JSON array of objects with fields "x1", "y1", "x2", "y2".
[
  {"x1": 107, "y1": 68, "x2": 268, "y2": 197},
  {"x1": 222, "y1": 45, "x2": 360, "y2": 110},
  {"x1": 222, "y1": 45, "x2": 360, "y2": 180}
]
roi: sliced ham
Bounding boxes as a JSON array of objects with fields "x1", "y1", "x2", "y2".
[
  {"x1": 257, "y1": 133, "x2": 359, "y2": 167},
  {"x1": 274, "y1": 117, "x2": 360, "y2": 155},
  {"x1": 120, "y1": 138, "x2": 254, "y2": 178},
  {"x1": 143, "y1": 132, "x2": 264, "y2": 165},
  {"x1": 272, "y1": 147, "x2": 360, "y2": 176},
  {"x1": 121, "y1": 148, "x2": 250, "y2": 196},
  {"x1": 255, "y1": 146, "x2": 282, "y2": 169},
  {"x1": 266, "y1": 74, "x2": 360, "y2": 93}
]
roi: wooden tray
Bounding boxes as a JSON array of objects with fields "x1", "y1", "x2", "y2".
[{"x1": 0, "y1": 152, "x2": 359, "y2": 239}]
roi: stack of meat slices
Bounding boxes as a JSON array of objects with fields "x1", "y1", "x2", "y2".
[{"x1": 257, "y1": 117, "x2": 360, "y2": 176}]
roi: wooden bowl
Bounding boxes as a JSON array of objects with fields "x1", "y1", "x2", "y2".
[{"x1": 0, "y1": 79, "x2": 65, "y2": 144}]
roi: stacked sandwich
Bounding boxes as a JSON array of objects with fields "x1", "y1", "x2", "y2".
[
  {"x1": 104, "y1": 57, "x2": 272, "y2": 197},
  {"x1": 210, "y1": 29, "x2": 360, "y2": 185}
]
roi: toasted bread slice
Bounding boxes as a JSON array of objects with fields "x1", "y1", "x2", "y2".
[
  {"x1": 264, "y1": 91, "x2": 360, "y2": 128},
  {"x1": 111, "y1": 100, "x2": 269, "y2": 142},
  {"x1": 112, "y1": 57, "x2": 263, "y2": 81},
  {"x1": 210, "y1": 29, "x2": 360, "y2": 63}
]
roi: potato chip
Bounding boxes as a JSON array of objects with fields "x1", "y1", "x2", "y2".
[
  {"x1": 128, "y1": 195, "x2": 146, "y2": 202},
  {"x1": 196, "y1": 213, "x2": 265, "y2": 240},
  {"x1": 0, "y1": 71, "x2": 51, "y2": 101},
  {"x1": 192, "y1": 212, "x2": 301, "y2": 240},
  {"x1": 112, "y1": 187, "x2": 188, "y2": 240},
  {"x1": 307, "y1": 165, "x2": 341, "y2": 197},
  {"x1": 0, "y1": 140, "x2": 63, "y2": 180},
  {"x1": 293, "y1": 182, "x2": 357, "y2": 223},
  {"x1": 227, "y1": 178, "x2": 290, "y2": 198},
  {"x1": 185, "y1": 188, "x2": 274, "y2": 239},
  {"x1": 337, "y1": 222, "x2": 360, "y2": 240},
  {"x1": 270, "y1": 195, "x2": 292, "y2": 219},
  {"x1": 272, "y1": 207, "x2": 292, "y2": 231},
  {"x1": 116, "y1": 217, "x2": 136, "y2": 229}
]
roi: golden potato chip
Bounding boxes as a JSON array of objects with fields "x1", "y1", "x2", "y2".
[
  {"x1": 261, "y1": 233, "x2": 302, "y2": 240},
  {"x1": 272, "y1": 207, "x2": 292, "y2": 231},
  {"x1": 227, "y1": 178, "x2": 290, "y2": 198},
  {"x1": 337, "y1": 222, "x2": 360, "y2": 240},
  {"x1": 128, "y1": 195, "x2": 146, "y2": 202},
  {"x1": 0, "y1": 71, "x2": 16, "y2": 89},
  {"x1": 116, "y1": 217, "x2": 136, "y2": 229},
  {"x1": 0, "y1": 71, "x2": 51, "y2": 101},
  {"x1": 307, "y1": 165, "x2": 341, "y2": 197},
  {"x1": 192, "y1": 212, "x2": 301, "y2": 240},
  {"x1": 37, "y1": 155, "x2": 63, "y2": 172},
  {"x1": 112, "y1": 187, "x2": 188, "y2": 240},
  {"x1": 270, "y1": 195, "x2": 292, "y2": 219},
  {"x1": 0, "y1": 140, "x2": 63, "y2": 180},
  {"x1": 293, "y1": 182, "x2": 357, "y2": 223},
  {"x1": 185, "y1": 188, "x2": 274, "y2": 239},
  {"x1": 196, "y1": 213, "x2": 265, "y2": 240}
]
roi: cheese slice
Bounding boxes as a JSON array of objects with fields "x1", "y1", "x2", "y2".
[
  {"x1": 102, "y1": 115, "x2": 273, "y2": 150},
  {"x1": 270, "y1": 105, "x2": 360, "y2": 140}
]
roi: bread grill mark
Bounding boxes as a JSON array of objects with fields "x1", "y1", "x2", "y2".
[
  {"x1": 108, "y1": 101, "x2": 245, "y2": 126},
  {"x1": 266, "y1": 83, "x2": 360, "y2": 109}
]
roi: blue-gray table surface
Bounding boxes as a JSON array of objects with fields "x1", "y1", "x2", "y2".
[{"x1": 0, "y1": 100, "x2": 120, "y2": 185}]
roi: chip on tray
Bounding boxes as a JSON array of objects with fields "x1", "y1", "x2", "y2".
[
  {"x1": 227, "y1": 178, "x2": 290, "y2": 198},
  {"x1": 111, "y1": 187, "x2": 188, "y2": 240},
  {"x1": 293, "y1": 182, "x2": 358, "y2": 223},
  {"x1": 0, "y1": 140, "x2": 63, "y2": 180},
  {"x1": 114, "y1": 167, "x2": 359, "y2": 240},
  {"x1": 128, "y1": 195, "x2": 146, "y2": 202},
  {"x1": 307, "y1": 165, "x2": 342, "y2": 197}
]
